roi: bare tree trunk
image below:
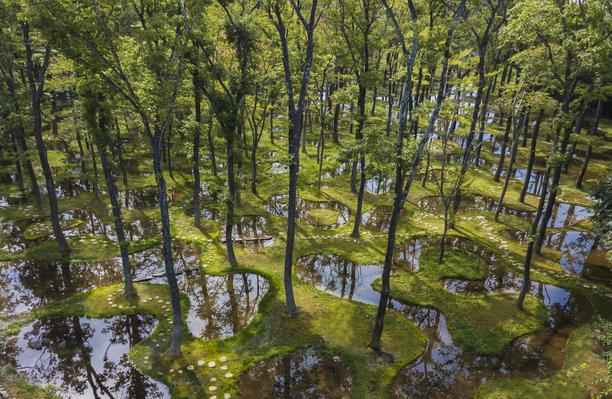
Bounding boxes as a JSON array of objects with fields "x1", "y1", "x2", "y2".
[
  {"x1": 576, "y1": 100, "x2": 602, "y2": 189},
  {"x1": 493, "y1": 116, "x2": 512, "y2": 182},
  {"x1": 149, "y1": 124, "x2": 182, "y2": 356},
  {"x1": 193, "y1": 70, "x2": 202, "y2": 227},
  {"x1": 495, "y1": 112, "x2": 524, "y2": 221},
  {"x1": 22, "y1": 23, "x2": 70, "y2": 256},
  {"x1": 519, "y1": 108, "x2": 544, "y2": 202}
]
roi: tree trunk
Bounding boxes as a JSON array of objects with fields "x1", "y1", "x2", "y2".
[
  {"x1": 576, "y1": 100, "x2": 602, "y2": 189},
  {"x1": 207, "y1": 114, "x2": 218, "y2": 177},
  {"x1": 93, "y1": 103, "x2": 134, "y2": 297},
  {"x1": 149, "y1": 125, "x2": 182, "y2": 356},
  {"x1": 22, "y1": 23, "x2": 70, "y2": 256},
  {"x1": 193, "y1": 71, "x2": 202, "y2": 227},
  {"x1": 519, "y1": 108, "x2": 544, "y2": 202},
  {"x1": 495, "y1": 113, "x2": 523, "y2": 221},
  {"x1": 351, "y1": 85, "x2": 367, "y2": 238},
  {"x1": 493, "y1": 116, "x2": 512, "y2": 182}
]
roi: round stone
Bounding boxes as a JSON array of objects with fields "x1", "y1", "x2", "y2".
[
  {"x1": 224, "y1": 394, "x2": 231, "y2": 399},
  {"x1": 187, "y1": 365, "x2": 194, "y2": 371},
  {"x1": 210, "y1": 377, "x2": 217, "y2": 382},
  {"x1": 220, "y1": 365, "x2": 228, "y2": 371},
  {"x1": 224, "y1": 373, "x2": 233, "y2": 378},
  {"x1": 209, "y1": 386, "x2": 217, "y2": 392},
  {"x1": 197, "y1": 360, "x2": 205, "y2": 366},
  {"x1": 208, "y1": 361, "x2": 216, "y2": 368},
  {"x1": 219, "y1": 356, "x2": 227, "y2": 363}
]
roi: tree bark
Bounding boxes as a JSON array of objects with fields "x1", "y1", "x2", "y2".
[
  {"x1": 519, "y1": 108, "x2": 544, "y2": 202},
  {"x1": 22, "y1": 23, "x2": 70, "y2": 256}
]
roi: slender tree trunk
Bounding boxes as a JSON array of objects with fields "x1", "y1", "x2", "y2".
[
  {"x1": 93, "y1": 102, "x2": 134, "y2": 297},
  {"x1": 493, "y1": 116, "x2": 512, "y2": 182},
  {"x1": 4, "y1": 64, "x2": 41, "y2": 207},
  {"x1": 351, "y1": 85, "x2": 367, "y2": 238},
  {"x1": 22, "y1": 23, "x2": 69, "y2": 256},
  {"x1": 563, "y1": 102, "x2": 588, "y2": 173},
  {"x1": 519, "y1": 108, "x2": 544, "y2": 202},
  {"x1": 207, "y1": 114, "x2": 218, "y2": 177},
  {"x1": 495, "y1": 113, "x2": 523, "y2": 221},
  {"x1": 51, "y1": 92, "x2": 59, "y2": 136},
  {"x1": 114, "y1": 118, "x2": 128, "y2": 186},
  {"x1": 225, "y1": 123, "x2": 238, "y2": 266},
  {"x1": 517, "y1": 167, "x2": 550, "y2": 309},
  {"x1": 193, "y1": 71, "x2": 202, "y2": 227},
  {"x1": 576, "y1": 100, "x2": 602, "y2": 189},
  {"x1": 149, "y1": 125, "x2": 182, "y2": 356}
]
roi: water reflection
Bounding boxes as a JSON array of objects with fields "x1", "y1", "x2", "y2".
[
  {"x1": 0, "y1": 260, "x2": 122, "y2": 315},
  {"x1": 504, "y1": 229, "x2": 611, "y2": 282},
  {"x1": 418, "y1": 195, "x2": 533, "y2": 219},
  {"x1": 237, "y1": 348, "x2": 352, "y2": 399},
  {"x1": 265, "y1": 195, "x2": 350, "y2": 229},
  {"x1": 295, "y1": 236, "x2": 594, "y2": 399},
  {"x1": 220, "y1": 216, "x2": 274, "y2": 250},
  {"x1": 0, "y1": 314, "x2": 170, "y2": 398},
  {"x1": 178, "y1": 271, "x2": 269, "y2": 339}
]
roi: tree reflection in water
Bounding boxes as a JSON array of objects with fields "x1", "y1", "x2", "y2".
[
  {"x1": 0, "y1": 314, "x2": 170, "y2": 398},
  {"x1": 237, "y1": 348, "x2": 352, "y2": 398}
]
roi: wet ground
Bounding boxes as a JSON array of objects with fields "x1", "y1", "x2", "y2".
[
  {"x1": 0, "y1": 314, "x2": 170, "y2": 398},
  {"x1": 237, "y1": 347, "x2": 352, "y2": 398},
  {"x1": 266, "y1": 194, "x2": 350, "y2": 229},
  {"x1": 294, "y1": 236, "x2": 596, "y2": 399}
]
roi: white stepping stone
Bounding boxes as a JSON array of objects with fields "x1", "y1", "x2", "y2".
[
  {"x1": 224, "y1": 373, "x2": 233, "y2": 378},
  {"x1": 209, "y1": 386, "x2": 217, "y2": 392},
  {"x1": 208, "y1": 361, "x2": 216, "y2": 368},
  {"x1": 219, "y1": 356, "x2": 227, "y2": 363},
  {"x1": 197, "y1": 360, "x2": 205, "y2": 366}
]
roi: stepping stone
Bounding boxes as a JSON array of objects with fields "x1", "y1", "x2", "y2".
[
  {"x1": 208, "y1": 361, "x2": 216, "y2": 368},
  {"x1": 219, "y1": 356, "x2": 227, "y2": 363},
  {"x1": 197, "y1": 360, "x2": 205, "y2": 366},
  {"x1": 225, "y1": 373, "x2": 233, "y2": 378},
  {"x1": 187, "y1": 365, "x2": 194, "y2": 371},
  {"x1": 209, "y1": 386, "x2": 217, "y2": 392},
  {"x1": 210, "y1": 377, "x2": 217, "y2": 382},
  {"x1": 224, "y1": 394, "x2": 231, "y2": 399},
  {"x1": 220, "y1": 365, "x2": 228, "y2": 371}
]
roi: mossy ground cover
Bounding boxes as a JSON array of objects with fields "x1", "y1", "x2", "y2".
[
  {"x1": 0, "y1": 116, "x2": 610, "y2": 398},
  {"x1": 373, "y1": 246, "x2": 547, "y2": 354},
  {"x1": 474, "y1": 323, "x2": 609, "y2": 399}
]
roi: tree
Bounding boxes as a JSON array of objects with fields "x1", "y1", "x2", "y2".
[
  {"x1": 370, "y1": 0, "x2": 466, "y2": 353},
  {"x1": 267, "y1": 0, "x2": 321, "y2": 316},
  {"x1": 33, "y1": 0, "x2": 193, "y2": 356},
  {"x1": 81, "y1": 81, "x2": 134, "y2": 298},
  {"x1": 21, "y1": 22, "x2": 70, "y2": 256}
]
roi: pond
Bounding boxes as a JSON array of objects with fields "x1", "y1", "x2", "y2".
[
  {"x1": 177, "y1": 270, "x2": 270, "y2": 340},
  {"x1": 237, "y1": 347, "x2": 352, "y2": 399},
  {"x1": 0, "y1": 242, "x2": 201, "y2": 316},
  {"x1": 417, "y1": 195, "x2": 533, "y2": 219},
  {"x1": 0, "y1": 314, "x2": 170, "y2": 398},
  {"x1": 294, "y1": 237, "x2": 595, "y2": 398},
  {"x1": 265, "y1": 195, "x2": 350, "y2": 229},
  {"x1": 220, "y1": 215, "x2": 275, "y2": 250},
  {"x1": 504, "y1": 229, "x2": 611, "y2": 283}
]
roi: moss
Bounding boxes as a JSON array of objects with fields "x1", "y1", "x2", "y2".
[
  {"x1": 306, "y1": 207, "x2": 342, "y2": 226},
  {"x1": 475, "y1": 324, "x2": 609, "y2": 399},
  {"x1": 0, "y1": 366, "x2": 62, "y2": 399},
  {"x1": 374, "y1": 246, "x2": 548, "y2": 355},
  {"x1": 22, "y1": 218, "x2": 83, "y2": 240}
]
